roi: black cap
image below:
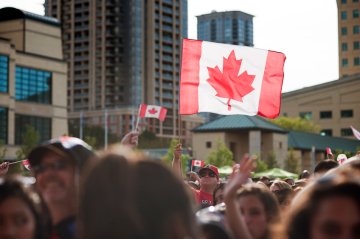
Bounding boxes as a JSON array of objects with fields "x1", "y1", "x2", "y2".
[{"x1": 27, "y1": 136, "x2": 95, "y2": 170}]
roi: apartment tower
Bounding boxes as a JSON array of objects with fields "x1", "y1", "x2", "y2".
[
  {"x1": 44, "y1": 0, "x2": 196, "y2": 141},
  {"x1": 197, "y1": 11, "x2": 254, "y2": 46},
  {"x1": 337, "y1": 0, "x2": 360, "y2": 77}
]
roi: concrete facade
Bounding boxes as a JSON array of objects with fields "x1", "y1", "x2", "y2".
[
  {"x1": 281, "y1": 74, "x2": 360, "y2": 139},
  {"x1": 0, "y1": 8, "x2": 67, "y2": 159}
]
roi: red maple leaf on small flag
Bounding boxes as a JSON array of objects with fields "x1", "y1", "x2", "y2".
[
  {"x1": 148, "y1": 108, "x2": 158, "y2": 115},
  {"x1": 207, "y1": 50, "x2": 256, "y2": 111}
]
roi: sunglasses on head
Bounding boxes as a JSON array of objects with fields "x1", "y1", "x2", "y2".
[
  {"x1": 32, "y1": 160, "x2": 71, "y2": 175},
  {"x1": 199, "y1": 171, "x2": 216, "y2": 178}
]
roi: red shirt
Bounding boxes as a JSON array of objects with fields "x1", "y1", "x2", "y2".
[{"x1": 191, "y1": 187, "x2": 213, "y2": 207}]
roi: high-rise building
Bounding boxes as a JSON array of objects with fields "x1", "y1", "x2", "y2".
[
  {"x1": 0, "y1": 7, "x2": 68, "y2": 159},
  {"x1": 337, "y1": 0, "x2": 360, "y2": 77},
  {"x1": 44, "y1": 0, "x2": 200, "y2": 142},
  {"x1": 197, "y1": 11, "x2": 254, "y2": 46}
]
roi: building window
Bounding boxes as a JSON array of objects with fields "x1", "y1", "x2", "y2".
[
  {"x1": 15, "y1": 66, "x2": 52, "y2": 104},
  {"x1": 355, "y1": 57, "x2": 360, "y2": 65},
  {"x1": 341, "y1": 128, "x2": 353, "y2": 136},
  {"x1": 283, "y1": 112, "x2": 288, "y2": 117},
  {"x1": 354, "y1": 0, "x2": 359, "y2": 2},
  {"x1": 354, "y1": 41, "x2": 360, "y2": 50},
  {"x1": 0, "y1": 55, "x2": 9, "y2": 93},
  {"x1": 299, "y1": 112, "x2": 312, "y2": 120},
  {"x1": 320, "y1": 111, "x2": 332, "y2": 119},
  {"x1": 341, "y1": 109, "x2": 353, "y2": 118},
  {"x1": 206, "y1": 141, "x2": 212, "y2": 148},
  {"x1": 354, "y1": 25, "x2": 360, "y2": 34},
  {"x1": 342, "y1": 43, "x2": 348, "y2": 51},
  {"x1": 320, "y1": 129, "x2": 333, "y2": 136},
  {"x1": 341, "y1": 0, "x2": 346, "y2": 3},
  {"x1": 341, "y1": 11, "x2": 347, "y2": 20},
  {"x1": 0, "y1": 107, "x2": 8, "y2": 143},
  {"x1": 15, "y1": 114, "x2": 51, "y2": 144},
  {"x1": 342, "y1": 58, "x2": 349, "y2": 67},
  {"x1": 341, "y1": 27, "x2": 347, "y2": 35},
  {"x1": 353, "y1": 9, "x2": 359, "y2": 18}
]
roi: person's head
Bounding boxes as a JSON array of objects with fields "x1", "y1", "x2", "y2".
[
  {"x1": 299, "y1": 170, "x2": 310, "y2": 180},
  {"x1": 286, "y1": 174, "x2": 360, "y2": 239},
  {"x1": 78, "y1": 150, "x2": 198, "y2": 239},
  {"x1": 0, "y1": 177, "x2": 51, "y2": 239},
  {"x1": 236, "y1": 184, "x2": 280, "y2": 239},
  {"x1": 259, "y1": 176, "x2": 271, "y2": 186},
  {"x1": 27, "y1": 136, "x2": 94, "y2": 207},
  {"x1": 270, "y1": 179, "x2": 292, "y2": 192},
  {"x1": 314, "y1": 159, "x2": 339, "y2": 178},
  {"x1": 198, "y1": 165, "x2": 219, "y2": 191},
  {"x1": 213, "y1": 182, "x2": 226, "y2": 206}
]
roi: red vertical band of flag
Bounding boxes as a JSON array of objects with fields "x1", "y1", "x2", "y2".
[
  {"x1": 159, "y1": 108, "x2": 167, "y2": 121},
  {"x1": 180, "y1": 39, "x2": 202, "y2": 114},
  {"x1": 139, "y1": 104, "x2": 147, "y2": 118},
  {"x1": 258, "y1": 51, "x2": 286, "y2": 119}
]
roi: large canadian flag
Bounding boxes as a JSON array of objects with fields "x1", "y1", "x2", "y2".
[
  {"x1": 139, "y1": 104, "x2": 167, "y2": 121},
  {"x1": 180, "y1": 39, "x2": 286, "y2": 119}
]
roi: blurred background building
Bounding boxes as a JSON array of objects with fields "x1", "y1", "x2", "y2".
[
  {"x1": 0, "y1": 8, "x2": 67, "y2": 159},
  {"x1": 44, "y1": 0, "x2": 200, "y2": 143},
  {"x1": 197, "y1": 10, "x2": 254, "y2": 46},
  {"x1": 337, "y1": 0, "x2": 360, "y2": 77}
]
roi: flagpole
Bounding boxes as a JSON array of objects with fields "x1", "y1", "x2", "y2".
[
  {"x1": 178, "y1": 37, "x2": 184, "y2": 145},
  {"x1": 79, "y1": 111, "x2": 83, "y2": 139},
  {"x1": 8, "y1": 159, "x2": 25, "y2": 165},
  {"x1": 104, "y1": 109, "x2": 108, "y2": 150},
  {"x1": 135, "y1": 104, "x2": 141, "y2": 131}
]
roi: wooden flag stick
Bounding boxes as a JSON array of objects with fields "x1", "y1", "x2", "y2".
[
  {"x1": 8, "y1": 159, "x2": 25, "y2": 165},
  {"x1": 135, "y1": 104, "x2": 142, "y2": 131}
]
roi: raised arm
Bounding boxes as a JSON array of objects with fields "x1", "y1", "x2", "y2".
[
  {"x1": 172, "y1": 143, "x2": 183, "y2": 178},
  {"x1": 224, "y1": 154, "x2": 255, "y2": 239},
  {"x1": 120, "y1": 131, "x2": 140, "y2": 148}
]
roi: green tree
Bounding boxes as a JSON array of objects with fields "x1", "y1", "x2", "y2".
[
  {"x1": 0, "y1": 140, "x2": 7, "y2": 163},
  {"x1": 206, "y1": 140, "x2": 233, "y2": 167},
  {"x1": 265, "y1": 151, "x2": 278, "y2": 169},
  {"x1": 68, "y1": 123, "x2": 119, "y2": 149},
  {"x1": 271, "y1": 116, "x2": 321, "y2": 133},
  {"x1": 254, "y1": 157, "x2": 268, "y2": 173},
  {"x1": 162, "y1": 138, "x2": 190, "y2": 175},
  {"x1": 12, "y1": 125, "x2": 40, "y2": 175},
  {"x1": 285, "y1": 149, "x2": 300, "y2": 174},
  {"x1": 138, "y1": 130, "x2": 171, "y2": 149},
  {"x1": 16, "y1": 125, "x2": 40, "y2": 161}
]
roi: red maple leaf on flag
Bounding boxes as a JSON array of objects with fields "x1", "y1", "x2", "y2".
[
  {"x1": 148, "y1": 108, "x2": 158, "y2": 114},
  {"x1": 207, "y1": 50, "x2": 256, "y2": 110}
]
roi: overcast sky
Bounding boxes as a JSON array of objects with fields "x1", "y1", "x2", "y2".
[{"x1": 0, "y1": 0, "x2": 339, "y2": 93}]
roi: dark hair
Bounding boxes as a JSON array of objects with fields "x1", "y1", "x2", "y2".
[
  {"x1": 237, "y1": 184, "x2": 280, "y2": 224},
  {"x1": 213, "y1": 182, "x2": 226, "y2": 206},
  {"x1": 0, "y1": 177, "x2": 51, "y2": 239},
  {"x1": 298, "y1": 170, "x2": 310, "y2": 179},
  {"x1": 79, "y1": 152, "x2": 198, "y2": 239},
  {"x1": 314, "y1": 159, "x2": 338, "y2": 174},
  {"x1": 286, "y1": 177, "x2": 360, "y2": 239}
]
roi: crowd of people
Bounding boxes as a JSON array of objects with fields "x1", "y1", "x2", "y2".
[{"x1": 0, "y1": 132, "x2": 359, "y2": 239}]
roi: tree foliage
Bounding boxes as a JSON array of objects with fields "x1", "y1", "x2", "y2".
[
  {"x1": 138, "y1": 130, "x2": 171, "y2": 149},
  {"x1": 271, "y1": 116, "x2": 321, "y2": 133},
  {"x1": 68, "y1": 123, "x2": 119, "y2": 149},
  {"x1": 16, "y1": 125, "x2": 40, "y2": 161},
  {"x1": 265, "y1": 151, "x2": 278, "y2": 169},
  {"x1": 206, "y1": 140, "x2": 234, "y2": 167},
  {"x1": 285, "y1": 149, "x2": 300, "y2": 174},
  {"x1": 0, "y1": 140, "x2": 6, "y2": 163},
  {"x1": 162, "y1": 138, "x2": 190, "y2": 175}
]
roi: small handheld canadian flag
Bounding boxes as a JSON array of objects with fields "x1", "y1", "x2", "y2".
[
  {"x1": 138, "y1": 104, "x2": 167, "y2": 121},
  {"x1": 22, "y1": 159, "x2": 31, "y2": 171},
  {"x1": 191, "y1": 159, "x2": 204, "y2": 168}
]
